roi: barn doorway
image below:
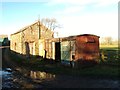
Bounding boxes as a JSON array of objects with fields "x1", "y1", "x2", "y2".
[{"x1": 55, "y1": 42, "x2": 61, "y2": 62}]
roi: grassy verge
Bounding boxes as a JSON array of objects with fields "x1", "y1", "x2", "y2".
[
  {"x1": 100, "y1": 44, "x2": 118, "y2": 49},
  {"x1": 7, "y1": 48, "x2": 120, "y2": 78}
]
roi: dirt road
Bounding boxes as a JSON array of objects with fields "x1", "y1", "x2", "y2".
[{"x1": 2, "y1": 48, "x2": 120, "y2": 88}]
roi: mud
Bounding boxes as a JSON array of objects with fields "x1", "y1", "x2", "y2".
[{"x1": 1, "y1": 48, "x2": 120, "y2": 88}]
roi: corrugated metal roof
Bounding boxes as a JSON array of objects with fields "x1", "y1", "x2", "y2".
[
  {"x1": 46, "y1": 34, "x2": 99, "y2": 43},
  {"x1": 76, "y1": 34, "x2": 100, "y2": 38}
]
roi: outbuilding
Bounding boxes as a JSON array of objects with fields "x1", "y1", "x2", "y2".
[
  {"x1": 40, "y1": 34, "x2": 100, "y2": 66},
  {"x1": 60, "y1": 34, "x2": 100, "y2": 66}
]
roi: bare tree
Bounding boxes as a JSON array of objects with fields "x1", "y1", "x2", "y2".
[
  {"x1": 104, "y1": 37, "x2": 112, "y2": 45},
  {"x1": 41, "y1": 18, "x2": 61, "y2": 31}
]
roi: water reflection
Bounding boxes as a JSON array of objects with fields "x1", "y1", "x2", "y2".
[
  {"x1": 2, "y1": 68, "x2": 20, "y2": 88},
  {"x1": 2, "y1": 68, "x2": 56, "y2": 88},
  {"x1": 1, "y1": 68, "x2": 11, "y2": 76},
  {"x1": 30, "y1": 71, "x2": 55, "y2": 80}
]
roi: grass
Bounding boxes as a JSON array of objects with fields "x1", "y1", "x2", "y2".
[
  {"x1": 7, "y1": 47, "x2": 120, "y2": 78},
  {"x1": 100, "y1": 45, "x2": 119, "y2": 61},
  {"x1": 100, "y1": 44, "x2": 118, "y2": 49}
]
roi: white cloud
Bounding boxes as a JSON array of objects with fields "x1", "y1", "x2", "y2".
[
  {"x1": 53, "y1": 0, "x2": 118, "y2": 17},
  {"x1": 1, "y1": 0, "x2": 118, "y2": 40},
  {"x1": 49, "y1": 0, "x2": 118, "y2": 39},
  {"x1": 95, "y1": 0, "x2": 119, "y2": 7},
  {"x1": 55, "y1": 5, "x2": 84, "y2": 15},
  {"x1": 46, "y1": 0, "x2": 96, "y2": 6},
  {"x1": 47, "y1": 0, "x2": 119, "y2": 6},
  {"x1": 58, "y1": 11, "x2": 118, "y2": 39},
  {"x1": 63, "y1": 6, "x2": 84, "y2": 13},
  {"x1": 1, "y1": 0, "x2": 50, "y2": 2}
]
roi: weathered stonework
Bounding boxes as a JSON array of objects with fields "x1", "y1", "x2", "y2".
[{"x1": 10, "y1": 21, "x2": 53, "y2": 56}]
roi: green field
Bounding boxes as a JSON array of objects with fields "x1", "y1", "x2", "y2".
[
  {"x1": 100, "y1": 46, "x2": 119, "y2": 62},
  {"x1": 100, "y1": 44, "x2": 118, "y2": 48}
]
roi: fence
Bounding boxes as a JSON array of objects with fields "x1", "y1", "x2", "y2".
[{"x1": 100, "y1": 49, "x2": 120, "y2": 65}]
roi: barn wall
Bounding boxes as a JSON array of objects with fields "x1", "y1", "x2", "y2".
[
  {"x1": 10, "y1": 32, "x2": 22, "y2": 54},
  {"x1": 10, "y1": 22, "x2": 40, "y2": 55},
  {"x1": 39, "y1": 39, "x2": 45, "y2": 57},
  {"x1": 44, "y1": 39, "x2": 53, "y2": 59},
  {"x1": 39, "y1": 38, "x2": 58, "y2": 60},
  {"x1": 32, "y1": 40, "x2": 39, "y2": 55},
  {"x1": 10, "y1": 21, "x2": 54, "y2": 57}
]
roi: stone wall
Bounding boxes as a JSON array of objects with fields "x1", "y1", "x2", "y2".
[
  {"x1": 10, "y1": 32, "x2": 22, "y2": 54},
  {"x1": 10, "y1": 21, "x2": 53, "y2": 56}
]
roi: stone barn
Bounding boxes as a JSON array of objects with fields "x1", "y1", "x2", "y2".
[{"x1": 10, "y1": 21, "x2": 53, "y2": 57}]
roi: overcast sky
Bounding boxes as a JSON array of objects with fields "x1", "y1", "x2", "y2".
[{"x1": 0, "y1": 0, "x2": 119, "y2": 39}]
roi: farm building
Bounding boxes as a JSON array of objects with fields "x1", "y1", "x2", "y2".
[
  {"x1": 38, "y1": 38, "x2": 61, "y2": 60},
  {"x1": 10, "y1": 20, "x2": 100, "y2": 65},
  {"x1": 0, "y1": 35, "x2": 10, "y2": 46},
  {"x1": 10, "y1": 21, "x2": 53, "y2": 56},
  {"x1": 39, "y1": 34, "x2": 100, "y2": 64},
  {"x1": 60, "y1": 34, "x2": 100, "y2": 65}
]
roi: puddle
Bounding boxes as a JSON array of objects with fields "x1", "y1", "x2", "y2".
[
  {"x1": 30, "y1": 71, "x2": 55, "y2": 80},
  {"x1": 1, "y1": 67, "x2": 56, "y2": 88},
  {"x1": 1, "y1": 68, "x2": 12, "y2": 76},
  {"x1": 1, "y1": 67, "x2": 120, "y2": 88},
  {"x1": 2, "y1": 68, "x2": 17, "y2": 88}
]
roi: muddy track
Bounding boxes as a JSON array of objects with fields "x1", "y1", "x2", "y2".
[
  {"x1": 2, "y1": 48, "x2": 120, "y2": 88},
  {"x1": 2, "y1": 48, "x2": 44, "y2": 88},
  {"x1": 3, "y1": 48, "x2": 19, "y2": 69}
]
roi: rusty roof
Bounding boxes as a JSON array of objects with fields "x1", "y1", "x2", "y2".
[
  {"x1": 59, "y1": 34, "x2": 100, "y2": 41},
  {"x1": 76, "y1": 34, "x2": 100, "y2": 38}
]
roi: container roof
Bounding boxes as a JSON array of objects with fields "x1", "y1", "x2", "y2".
[
  {"x1": 48, "y1": 34, "x2": 100, "y2": 42},
  {"x1": 60, "y1": 34, "x2": 100, "y2": 41},
  {"x1": 76, "y1": 34, "x2": 100, "y2": 38}
]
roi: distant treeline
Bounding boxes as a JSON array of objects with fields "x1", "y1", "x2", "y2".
[{"x1": 100, "y1": 37, "x2": 118, "y2": 45}]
